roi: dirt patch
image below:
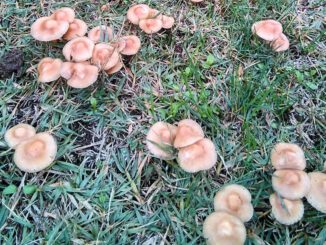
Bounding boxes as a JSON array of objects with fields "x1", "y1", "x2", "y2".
[{"x1": 0, "y1": 49, "x2": 24, "y2": 78}]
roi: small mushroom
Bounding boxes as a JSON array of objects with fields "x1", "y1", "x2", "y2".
[
  {"x1": 178, "y1": 138, "x2": 217, "y2": 173},
  {"x1": 271, "y1": 143, "x2": 306, "y2": 170},
  {"x1": 306, "y1": 172, "x2": 326, "y2": 213},
  {"x1": 51, "y1": 7, "x2": 75, "y2": 23},
  {"x1": 63, "y1": 19, "x2": 88, "y2": 40},
  {"x1": 119, "y1": 35, "x2": 141, "y2": 56},
  {"x1": 269, "y1": 193, "x2": 304, "y2": 225},
  {"x1": 60, "y1": 62, "x2": 99, "y2": 88},
  {"x1": 14, "y1": 132, "x2": 57, "y2": 173},
  {"x1": 110, "y1": 39, "x2": 127, "y2": 52},
  {"x1": 92, "y1": 43, "x2": 120, "y2": 70},
  {"x1": 127, "y1": 4, "x2": 151, "y2": 25},
  {"x1": 161, "y1": 15, "x2": 175, "y2": 29},
  {"x1": 105, "y1": 59, "x2": 123, "y2": 75},
  {"x1": 251, "y1": 19, "x2": 283, "y2": 41},
  {"x1": 37, "y1": 57, "x2": 63, "y2": 83},
  {"x1": 272, "y1": 170, "x2": 310, "y2": 200},
  {"x1": 31, "y1": 17, "x2": 69, "y2": 41},
  {"x1": 190, "y1": 0, "x2": 204, "y2": 2},
  {"x1": 203, "y1": 211, "x2": 246, "y2": 245},
  {"x1": 139, "y1": 18, "x2": 163, "y2": 34},
  {"x1": 88, "y1": 26, "x2": 113, "y2": 43},
  {"x1": 63, "y1": 37, "x2": 95, "y2": 62},
  {"x1": 174, "y1": 119, "x2": 204, "y2": 148},
  {"x1": 270, "y1": 33, "x2": 290, "y2": 52},
  {"x1": 146, "y1": 122, "x2": 177, "y2": 160},
  {"x1": 4, "y1": 124, "x2": 36, "y2": 148},
  {"x1": 214, "y1": 184, "x2": 254, "y2": 222}
]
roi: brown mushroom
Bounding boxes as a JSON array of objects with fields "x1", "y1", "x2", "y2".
[
  {"x1": 251, "y1": 19, "x2": 283, "y2": 41},
  {"x1": 92, "y1": 43, "x2": 120, "y2": 70},
  {"x1": 306, "y1": 172, "x2": 326, "y2": 213},
  {"x1": 105, "y1": 59, "x2": 124, "y2": 75},
  {"x1": 88, "y1": 26, "x2": 113, "y2": 43},
  {"x1": 271, "y1": 143, "x2": 306, "y2": 170},
  {"x1": 161, "y1": 15, "x2": 175, "y2": 29},
  {"x1": 4, "y1": 124, "x2": 36, "y2": 148},
  {"x1": 127, "y1": 4, "x2": 151, "y2": 25},
  {"x1": 51, "y1": 7, "x2": 75, "y2": 23},
  {"x1": 37, "y1": 57, "x2": 63, "y2": 83},
  {"x1": 139, "y1": 18, "x2": 163, "y2": 34},
  {"x1": 174, "y1": 119, "x2": 204, "y2": 148},
  {"x1": 31, "y1": 17, "x2": 69, "y2": 41},
  {"x1": 63, "y1": 19, "x2": 88, "y2": 40},
  {"x1": 270, "y1": 33, "x2": 290, "y2": 52},
  {"x1": 119, "y1": 35, "x2": 141, "y2": 56},
  {"x1": 63, "y1": 37, "x2": 95, "y2": 62}
]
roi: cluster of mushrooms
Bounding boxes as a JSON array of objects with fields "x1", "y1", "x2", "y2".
[
  {"x1": 146, "y1": 119, "x2": 217, "y2": 173},
  {"x1": 4, "y1": 124, "x2": 57, "y2": 173},
  {"x1": 31, "y1": 7, "x2": 141, "y2": 88},
  {"x1": 127, "y1": 4, "x2": 174, "y2": 34},
  {"x1": 203, "y1": 184, "x2": 254, "y2": 245},
  {"x1": 270, "y1": 143, "x2": 326, "y2": 225},
  {"x1": 252, "y1": 19, "x2": 290, "y2": 52}
]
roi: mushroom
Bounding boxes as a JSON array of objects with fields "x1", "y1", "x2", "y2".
[
  {"x1": 203, "y1": 211, "x2": 246, "y2": 245},
  {"x1": 269, "y1": 193, "x2": 304, "y2": 225},
  {"x1": 251, "y1": 19, "x2": 283, "y2": 41},
  {"x1": 37, "y1": 57, "x2": 63, "y2": 83},
  {"x1": 88, "y1": 26, "x2": 113, "y2": 43},
  {"x1": 146, "y1": 122, "x2": 177, "y2": 160},
  {"x1": 13, "y1": 132, "x2": 57, "y2": 173},
  {"x1": 272, "y1": 170, "x2": 310, "y2": 200},
  {"x1": 173, "y1": 119, "x2": 204, "y2": 148},
  {"x1": 190, "y1": 0, "x2": 204, "y2": 2},
  {"x1": 105, "y1": 59, "x2": 123, "y2": 75},
  {"x1": 110, "y1": 39, "x2": 127, "y2": 52},
  {"x1": 214, "y1": 184, "x2": 254, "y2": 222},
  {"x1": 51, "y1": 7, "x2": 75, "y2": 23},
  {"x1": 177, "y1": 138, "x2": 217, "y2": 173},
  {"x1": 4, "y1": 124, "x2": 36, "y2": 148},
  {"x1": 271, "y1": 143, "x2": 306, "y2": 170},
  {"x1": 139, "y1": 18, "x2": 163, "y2": 34},
  {"x1": 92, "y1": 43, "x2": 120, "y2": 70},
  {"x1": 60, "y1": 62, "x2": 99, "y2": 88},
  {"x1": 306, "y1": 172, "x2": 326, "y2": 213},
  {"x1": 161, "y1": 15, "x2": 175, "y2": 29},
  {"x1": 270, "y1": 33, "x2": 290, "y2": 52},
  {"x1": 63, "y1": 37, "x2": 94, "y2": 62},
  {"x1": 127, "y1": 4, "x2": 151, "y2": 25},
  {"x1": 30, "y1": 17, "x2": 69, "y2": 41},
  {"x1": 63, "y1": 19, "x2": 88, "y2": 40},
  {"x1": 119, "y1": 35, "x2": 141, "y2": 56}
]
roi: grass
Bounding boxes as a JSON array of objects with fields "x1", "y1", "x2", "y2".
[{"x1": 0, "y1": 0, "x2": 325, "y2": 244}]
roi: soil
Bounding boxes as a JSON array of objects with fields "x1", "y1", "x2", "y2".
[{"x1": 0, "y1": 49, "x2": 24, "y2": 78}]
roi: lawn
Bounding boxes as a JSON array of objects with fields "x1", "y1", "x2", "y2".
[{"x1": 0, "y1": 0, "x2": 325, "y2": 244}]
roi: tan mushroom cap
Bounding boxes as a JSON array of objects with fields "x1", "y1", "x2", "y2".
[
  {"x1": 269, "y1": 193, "x2": 304, "y2": 225},
  {"x1": 92, "y1": 43, "x2": 120, "y2": 70},
  {"x1": 14, "y1": 132, "x2": 57, "y2": 173},
  {"x1": 306, "y1": 172, "x2": 326, "y2": 213},
  {"x1": 139, "y1": 18, "x2": 163, "y2": 34},
  {"x1": 105, "y1": 59, "x2": 123, "y2": 75},
  {"x1": 214, "y1": 184, "x2": 254, "y2": 222},
  {"x1": 203, "y1": 211, "x2": 246, "y2": 245},
  {"x1": 60, "y1": 62, "x2": 99, "y2": 89},
  {"x1": 4, "y1": 124, "x2": 36, "y2": 148},
  {"x1": 110, "y1": 39, "x2": 127, "y2": 52},
  {"x1": 271, "y1": 33, "x2": 290, "y2": 52},
  {"x1": 178, "y1": 138, "x2": 217, "y2": 173},
  {"x1": 31, "y1": 17, "x2": 69, "y2": 41},
  {"x1": 191, "y1": 0, "x2": 204, "y2": 2},
  {"x1": 251, "y1": 19, "x2": 283, "y2": 41},
  {"x1": 63, "y1": 37, "x2": 95, "y2": 62},
  {"x1": 63, "y1": 19, "x2": 88, "y2": 40},
  {"x1": 127, "y1": 4, "x2": 151, "y2": 25},
  {"x1": 271, "y1": 143, "x2": 306, "y2": 170},
  {"x1": 51, "y1": 7, "x2": 75, "y2": 23},
  {"x1": 120, "y1": 35, "x2": 141, "y2": 56},
  {"x1": 37, "y1": 57, "x2": 63, "y2": 83},
  {"x1": 174, "y1": 119, "x2": 204, "y2": 148},
  {"x1": 161, "y1": 15, "x2": 175, "y2": 29},
  {"x1": 272, "y1": 170, "x2": 310, "y2": 200},
  {"x1": 146, "y1": 122, "x2": 177, "y2": 160},
  {"x1": 88, "y1": 26, "x2": 113, "y2": 43},
  {"x1": 148, "y1": 9, "x2": 163, "y2": 19}
]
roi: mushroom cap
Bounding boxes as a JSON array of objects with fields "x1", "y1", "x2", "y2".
[
  {"x1": 4, "y1": 124, "x2": 36, "y2": 148},
  {"x1": 161, "y1": 15, "x2": 175, "y2": 29},
  {"x1": 88, "y1": 26, "x2": 113, "y2": 43},
  {"x1": 146, "y1": 122, "x2": 177, "y2": 160},
  {"x1": 31, "y1": 17, "x2": 69, "y2": 41},
  {"x1": 271, "y1": 33, "x2": 290, "y2": 52},
  {"x1": 110, "y1": 39, "x2": 127, "y2": 52},
  {"x1": 139, "y1": 18, "x2": 163, "y2": 34},
  {"x1": 127, "y1": 4, "x2": 151, "y2": 25},
  {"x1": 60, "y1": 62, "x2": 99, "y2": 89},
  {"x1": 63, "y1": 19, "x2": 88, "y2": 40},
  {"x1": 51, "y1": 7, "x2": 75, "y2": 23},
  {"x1": 269, "y1": 193, "x2": 304, "y2": 225},
  {"x1": 214, "y1": 184, "x2": 254, "y2": 222},
  {"x1": 251, "y1": 19, "x2": 283, "y2": 41},
  {"x1": 174, "y1": 119, "x2": 204, "y2": 148},
  {"x1": 37, "y1": 57, "x2": 63, "y2": 83},
  {"x1": 63, "y1": 37, "x2": 95, "y2": 62},
  {"x1": 105, "y1": 59, "x2": 123, "y2": 75},
  {"x1": 92, "y1": 43, "x2": 120, "y2": 70},
  {"x1": 13, "y1": 132, "x2": 57, "y2": 173},
  {"x1": 271, "y1": 143, "x2": 306, "y2": 170},
  {"x1": 178, "y1": 138, "x2": 217, "y2": 173},
  {"x1": 120, "y1": 35, "x2": 141, "y2": 56},
  {"x1": 190, "y1": 0, "x2": 204, "y2": 2},
  {"x1": 306, "y1": 172, "x2": 326, "y2": 213},
  {"x1": 203, "y1": 211, "x2": 247, "y2": 245},
  {"x1": 272, "y1": 170, "x2": 310, "y2": 200}
]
